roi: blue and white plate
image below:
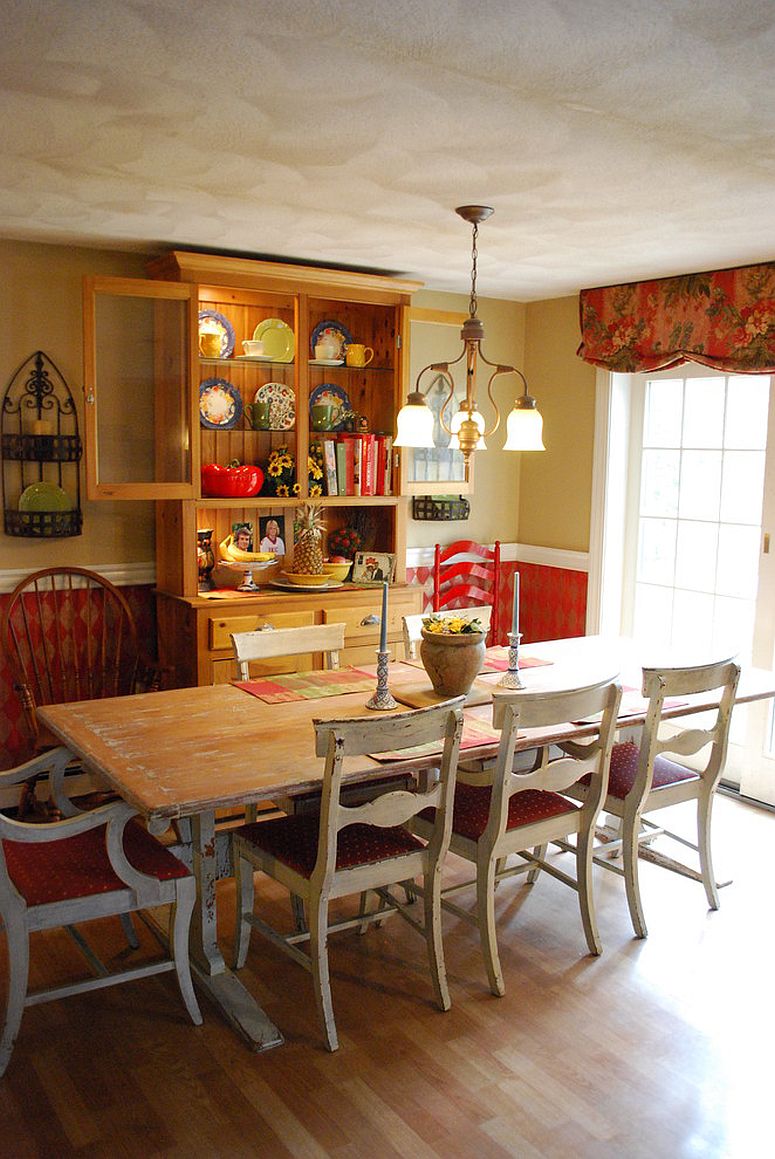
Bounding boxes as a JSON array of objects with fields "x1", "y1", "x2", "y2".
[
  {"x1": 199, "y1": 378, "x2": 243, "y2": 429},
  {"x1": 199, "y1": 310, "x2": 236, "y2": 358},
  {"x1": 310, "y1": 319, "x2": 353, "y2": 359},
  {"x1": 309, "y1": 383, "x2": 351, "y2": 431}
]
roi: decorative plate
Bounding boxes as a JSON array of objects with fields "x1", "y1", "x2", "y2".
[
  {"x1": 254, "y1": 381, "x2": 296, "y2": 430},
  {"x1": 309, "y1": 383, "x2": 351, "y2": 431},
  {"x1": 198, "y1": 310, "x2": 235, "y2": 358},
  {"x1": 252, "y1": 318, "x2": 295, "y2": 363},
  {"x1": 199, "y1": 378, "x2": 243, "y2": 429},
  {"x1": 18, "y1": 481, "x2": 72, "y2": 512},
  {"x1": 310, "y1": 319, "x2": 353, "y2": 359}
]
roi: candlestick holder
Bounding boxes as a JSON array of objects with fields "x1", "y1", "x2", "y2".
[
  {"x1": 366, "y1": 649, "x2": 397, "y2": 710},
  {"x1": 498, "y1": 631, "x2": 526, "y2": 689}
]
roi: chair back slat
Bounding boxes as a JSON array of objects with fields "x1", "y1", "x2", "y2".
[
  {"x1": 230, "y1": 622, "x2": 346, "y2": 681},
  {"x1": 432, "y1": 540, "x2": 501, "y2": 643}
]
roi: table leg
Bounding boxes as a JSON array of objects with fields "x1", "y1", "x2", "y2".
[{"x1": 189, "y1": 811, "x2": 283, "y2": 1052}]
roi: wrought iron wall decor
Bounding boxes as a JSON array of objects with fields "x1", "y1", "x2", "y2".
[
  {"x1": 1, "y1": 351, "x2": 83, "y2": 537},
  {"x1": 412, "y1": 495, "x2": 470, "y2": 522}
]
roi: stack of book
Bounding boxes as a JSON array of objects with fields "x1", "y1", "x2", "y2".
[{"x1": 318, "y1": 433, "x2": 393, "y2": 497}]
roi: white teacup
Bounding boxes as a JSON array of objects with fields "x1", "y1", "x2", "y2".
[
  {"x1": 242, "y1": 339, "x2": 265, "y2": 357},
  {"x1": 315, "y1": 342, "x2": 338, "y2": 361}
]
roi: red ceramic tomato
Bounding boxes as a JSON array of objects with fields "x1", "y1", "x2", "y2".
[{"x1": 201, "y1": 461, "x2": 263, "y2": 498}]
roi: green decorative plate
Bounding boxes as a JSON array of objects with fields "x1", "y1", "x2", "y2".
[
  {"x1": 253, "y1": 318, "x2": 295, "y2": 363},
  {"x1": 18, "y1": 482, "x2": 72, "y2": 512}
]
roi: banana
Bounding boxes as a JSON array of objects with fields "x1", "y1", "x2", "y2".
[{"x1": 219, "y1": 535, "x2": 275, "y2": 564}]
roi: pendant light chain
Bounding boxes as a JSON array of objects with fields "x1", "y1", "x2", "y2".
[{"x1": 469, "y1": 221, "x2": 479, "y2": 318}]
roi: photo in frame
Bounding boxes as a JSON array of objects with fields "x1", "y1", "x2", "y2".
[
  {"x1": 231, "y1": 521, "x2": 254, "y2": 553},
  {"x1": 258, "y1": 514, "x2": 287, "y2": 556},
  {"x1": 351, "y1": 551, "x2": 396, "y2": 585}
]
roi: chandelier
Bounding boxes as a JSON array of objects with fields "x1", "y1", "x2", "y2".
[{"x1": 394, "y1": 205, "x2": 545, "y2": 464}]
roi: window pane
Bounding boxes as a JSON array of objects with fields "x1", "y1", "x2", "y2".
[
  {"x1": 675, "y1": 520, "x2": 718, "y2": 593},
  {"x1": 725, "y1": 376, "x2": 770, "y2": 449},
  {"x1": 640, "y1": 449, "x2": 679, "y2": 517},
  {"x1": 678, "y1": 450, "x2": 721, "y2": 520},
  {"x1": 683, "y1": 378, "x2": 724, "y2": 448},
  {"x1": 717, "y1": 524, "x2": 761, "y2": 600},
  {"x1": 720, "y1": 450, "x2": 765, "y2": 524},
  {"x1": 672, "y1": 589, "x2": 715, "y2": 651},
  {"x1": 644, "y1": 379, "x2": 682, "y2": 447},
  {"x1": 633, "y1": 583, "x2": 673, "y2": 647},
  {"x1": 637, "y1": 518, "x2": 676, "y2": 585},
  {"x1": 714, "y1": 594, "x2": 755, "y2": 659}
]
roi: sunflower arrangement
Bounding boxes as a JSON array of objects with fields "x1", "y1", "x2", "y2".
[
  {"x1": 265, "y1": 444, "x2": 326, "y2": 498},
  {"x1": 421, "y1": 614, "x2": 484, "y2": 635},
  {"x1": 265, "y1": 445, "x2": 296, "y2": 497}
]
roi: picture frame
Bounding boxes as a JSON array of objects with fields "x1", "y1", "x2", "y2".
[
  {"x1": 351, "y1": 551, "x2": 396, "y2": 585},
  {"x1": 258, "y1": 514, "x2": 287, "y2": 557},
  {"x1": 231, "y1": 521, "x2": 254, "y2": 553}
]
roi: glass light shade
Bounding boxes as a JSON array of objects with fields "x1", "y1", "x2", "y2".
[
  {"x1": 449, "y1": 408, "x2": 487, "y2": 450},
  {"x1": 394, "y1": 398, "x2": 435, "y2": 448},
  {"x1": 503, "y1": 404, "x2": 545, "y2": 451}
]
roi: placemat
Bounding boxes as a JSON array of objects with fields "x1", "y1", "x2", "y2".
[
  {"x1": 403, "y1": 649, "x2": 553, "y2": 675},
  {"x1": 370, "y1": 715, "x2": 501, "y2": 762},
  {"x1": 235, "y1": 668, "x2": 376, "y2": 704}
]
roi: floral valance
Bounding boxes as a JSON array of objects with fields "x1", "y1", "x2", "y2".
[{"x1": 577, "y1": 262, "x2": 775, "y2": 374}]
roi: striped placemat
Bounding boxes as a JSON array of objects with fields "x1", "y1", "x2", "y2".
[{"x1": 234, "y1": 668, "x2": 376, "y2": 704}]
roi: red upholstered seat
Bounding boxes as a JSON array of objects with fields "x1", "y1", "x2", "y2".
[
  {"x1": 606, "y1": 739, "x2": 699, "y2": 800},
  {"x1": 236, "y1": 814, "x2": 425, "y2": 879},
  {"x1": 3, "y1": 820, "x2": 190, "y2": 907},
  {"x1": 422, "y1": 782, "x2": 578, "y2": 843}
]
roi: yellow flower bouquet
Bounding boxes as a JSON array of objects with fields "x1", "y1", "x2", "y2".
[{"x1": 421, "y1": 614, "x2": 484, "y2": 635}]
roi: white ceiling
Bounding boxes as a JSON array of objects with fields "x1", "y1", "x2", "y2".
[{"x1": 1, "y1": 0, "x2": 773, "y2": 300}]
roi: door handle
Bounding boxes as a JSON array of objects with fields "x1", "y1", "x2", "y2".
[{"x1": 360, "y1": 614, "x2": 380, "y2": 626}]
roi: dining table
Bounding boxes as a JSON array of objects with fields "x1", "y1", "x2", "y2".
[{"x1": 36, "y1": 633, "x2": 775, "y2": 1052}]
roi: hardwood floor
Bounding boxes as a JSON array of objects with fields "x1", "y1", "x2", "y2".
[{"x1": 1, "y1": 792, "x2": 772, "y2": 1158}]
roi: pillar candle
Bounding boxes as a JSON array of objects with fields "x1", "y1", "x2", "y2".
[
  {"x1": 379, "y1": 581, "x2": 388, "y2": 652},
  {"x1": 511, "y1": 572, "x2": 520, "y2": 635}
]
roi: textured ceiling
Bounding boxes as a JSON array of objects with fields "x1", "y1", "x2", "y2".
[{"x1": 0, "y1": 0, "x2": 773, "y2": 299}]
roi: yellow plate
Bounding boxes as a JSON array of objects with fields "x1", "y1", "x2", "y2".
[{"x1": 253, "y1": 318, "x2": 294, "y2": 363}]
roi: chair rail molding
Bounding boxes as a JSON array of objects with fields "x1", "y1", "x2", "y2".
[
  {"x1": 406, "y1": 543, "x2": 589, "y2": 572},
  {"x1": 0, "y1": 561, "x2": 156, "y2": 594}
]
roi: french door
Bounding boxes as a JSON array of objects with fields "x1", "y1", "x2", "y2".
[{"x1": 592, "y1": 365, "x2": 775, "y2": 803}]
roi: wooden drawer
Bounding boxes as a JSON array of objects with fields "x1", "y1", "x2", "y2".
[
  {"x1": 209, "y1": 609, "x2": 315, "y2": 680},
  {"x1": 322, "y1": 595, "x2": 415, "y2": 645}
]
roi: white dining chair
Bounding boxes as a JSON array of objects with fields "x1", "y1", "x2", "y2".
[
  {"x1": 565, "y1": 657, "x2": 740, "y2": 937},
  {"x1": 231, "y1": 699, "x2": 464, "y2": 1052},
  {"x1": 230, "y1": 622, "x2": 346, "y2": 680},
  {"x1": 411, "y1": 676, "x2": 622, "y2": 996},
  {"x1": 0, "y1": 747, "x2": 202, "y2": 1076}
]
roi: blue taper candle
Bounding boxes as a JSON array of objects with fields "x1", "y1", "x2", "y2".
[
  {"x1": 512, "y1": 572, "x2": 520, "y2": 635},
  {"x1": 380, "y1": 581, "x2": 388, "y2": 651}
]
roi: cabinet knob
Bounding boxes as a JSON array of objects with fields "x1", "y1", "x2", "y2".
[
  {"x1": 257, "y1": 622, "x2": 276, "y2": 631},
  {"x1": 360, "y1": 614, "x2": 380, "y2": 626}
]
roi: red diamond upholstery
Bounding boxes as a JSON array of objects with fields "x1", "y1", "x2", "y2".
[
  {"x1": 421, "y1": 782, "x2": 579, "y2": 843},
  {"x1": 235, "y1": 815, "x2": 424, "y2": 879},
  {"x1": 3, "y1": 820, "x2": 190, "y2": 907},
  {"x1": 602, "y1": 739, "x2": 699, "y2": 800}
]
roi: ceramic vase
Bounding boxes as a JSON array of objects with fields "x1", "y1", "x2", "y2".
[{"x1": 420, "y1": 628, "x2": 486, "y2": 697}]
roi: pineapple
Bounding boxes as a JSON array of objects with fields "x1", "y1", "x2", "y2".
[{"x1": 293, "y1": 503, "x2": 325, "y2": 575}]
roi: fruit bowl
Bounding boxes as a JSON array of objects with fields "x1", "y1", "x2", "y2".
[
  {"x1": 322, "y1": 560, "x2": 352, "y2": 582},
  {"x1": 282, "y1": 572, "x2": 331, "y2": 586}
]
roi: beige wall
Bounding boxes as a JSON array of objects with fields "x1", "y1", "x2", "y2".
[
  {"x1": 0, "y1": 240, "x2": 154, "y2": 571},
  {"x1": 407, "y1": 289, "x2": 525, "y2": 550},
  {"x1": 521, "y1": 295, "x2": 597, "y2": 553}
]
